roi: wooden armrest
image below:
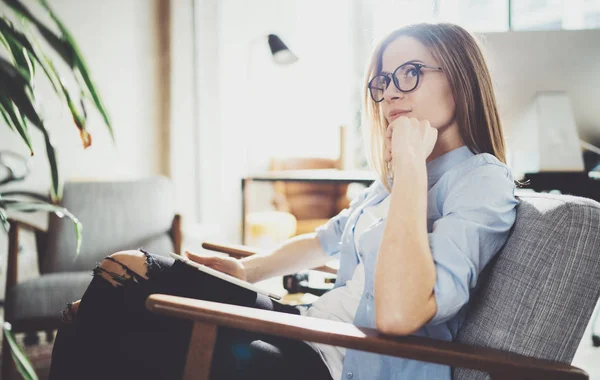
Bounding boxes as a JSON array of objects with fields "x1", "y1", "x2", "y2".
[
  {"x1": 5, "y1": 219, "x2": 48, "y2": 291},
  {"x1": 201, "y1": 241, "x2": 337, "y2": 275},
  {"x1": 201, "y1": 242, "x2": 261, "y2": 259},
  {"x1": 147, "y1": 294, "x2": 588, "y2": 380}
]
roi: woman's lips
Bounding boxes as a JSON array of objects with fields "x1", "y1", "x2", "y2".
[{"x1": 389, "y1": 111, "x2": 411, "y2": 121}]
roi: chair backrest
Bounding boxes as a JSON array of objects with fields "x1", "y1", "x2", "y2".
[
  {"x1": 40, "y1": 176, "x2": 176, "y2": 274},
  {"x1": 270, "y1": 157, "x2": 349, "y2": 220},
  {"x1": 454, "y1": 193, "x2": 600, "y2": 379}
]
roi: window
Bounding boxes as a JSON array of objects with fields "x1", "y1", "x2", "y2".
[
  {"x1": 438, "y1": 0, "x2": 509, "y2": 32},
  {"x1": 364, "y1": 0, "x2": 600, "y2": 33},
  {"x1": 512, "y1": 0, "x2": 600, "y2": 30},
  {"x1": 367, "y1": 0, "x2": 509, "y2": 37}
]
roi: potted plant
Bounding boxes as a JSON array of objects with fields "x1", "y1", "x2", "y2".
[{"x1": 1, "y1": 0, "x2": 113, "y2": 378}]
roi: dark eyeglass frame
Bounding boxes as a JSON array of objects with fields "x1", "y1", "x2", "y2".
[{"x1": 368, "y1": 62, "x2": 443, "y2": 103}]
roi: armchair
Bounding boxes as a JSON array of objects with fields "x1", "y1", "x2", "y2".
[
  {"x1": 270, "y1": 156, "x2": 350, "y2": 236},
  {"x1": 3, "y1": 176, "x2": 181, "y2": 379},
  {"x1": 147, "y1": 192, "x2": 600, "y2": 379}
]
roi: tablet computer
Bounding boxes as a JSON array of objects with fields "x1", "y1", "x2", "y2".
[{"x1": 169, "y1": 252, "x2": 282, "y2": 300}]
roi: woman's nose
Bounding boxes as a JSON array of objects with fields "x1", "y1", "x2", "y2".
[{"x1": 382, "y1": 77, "x2": 403, "y2": 101}]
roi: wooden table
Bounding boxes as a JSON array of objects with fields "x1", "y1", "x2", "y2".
[
  {"x1": 241, "y1": 169, "x2": 376, "y2": 243},
  {"x1": 522, "y1": 171, "x2": 600, "y2": 202}
]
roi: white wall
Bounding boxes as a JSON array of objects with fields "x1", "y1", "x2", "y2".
[{"x1": 170, "y1": 0, "x2": 199, "y2": 223}]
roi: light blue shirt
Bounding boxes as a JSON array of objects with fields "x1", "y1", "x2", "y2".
[{"x1": 314, "y1": 145, "x2": 519, "y2": 380}]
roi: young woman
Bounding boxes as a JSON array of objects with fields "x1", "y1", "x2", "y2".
[{"x1": 49, "y1": 23, "x2": 519, "y2": 380}]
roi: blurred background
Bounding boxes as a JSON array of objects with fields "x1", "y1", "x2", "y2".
[{"x1": 1, "y1": 0, "x2": 600, "y2": 378}]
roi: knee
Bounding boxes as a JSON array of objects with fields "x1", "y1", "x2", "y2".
[{"x1": 96, "y1": 250, "x2": 149, "y2": 286}]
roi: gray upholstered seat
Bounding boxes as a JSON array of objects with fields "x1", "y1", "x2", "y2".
[
  {"x1": 5, "y1": 272, "x2": 92, "y2": 322},
  {"x1": 40, "y1": 177, "x2": 177, "y2": 273},
  {"x1": 454, "y1": 192, "x2": 600, "y2": 379},
  {"x1": 4, "y1": 176, "x2": 178, "y2": 327}
]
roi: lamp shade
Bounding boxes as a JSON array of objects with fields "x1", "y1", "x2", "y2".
[{"x1": 267, "y1": 34, "x2": 298, "y2": 65}]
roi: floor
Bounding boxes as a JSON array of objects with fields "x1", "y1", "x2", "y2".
[{"x1": 0, "y1": 307, "x2": 54, "y2": 380}]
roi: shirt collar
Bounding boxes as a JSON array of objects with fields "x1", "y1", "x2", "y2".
[
  {"x1": 426, "y1": 145, "x2": 475, "y2": 187},
  {"x1": 378, "y1": 145, "x2": 475, "y2": 195}
]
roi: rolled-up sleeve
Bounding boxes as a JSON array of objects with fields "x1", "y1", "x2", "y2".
[
  {"x1": 315, "y1": 184, "x2": 375, "y2": 257},
  {"x1": 428, "y1": 163, "x2": 519, "y2": 325}
]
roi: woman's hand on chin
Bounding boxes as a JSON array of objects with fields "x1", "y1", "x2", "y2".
[{"x1": 386, "y1": 116, "x2": 438, "y2": 171}]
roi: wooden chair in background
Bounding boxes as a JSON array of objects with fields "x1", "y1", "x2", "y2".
[{"x1": 270, "y1": 125, "x2": 350, "y2": 236}]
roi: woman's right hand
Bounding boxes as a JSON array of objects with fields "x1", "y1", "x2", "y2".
[
  {"x1": 384, "y1": 127, "x2": 393, "y2": 164},
  {"x1": 184, "y1": 250, "x2": 247, "y2": 281},
  {"x1": 384, "y1": 128, "x2": 394, "y2": 179}
]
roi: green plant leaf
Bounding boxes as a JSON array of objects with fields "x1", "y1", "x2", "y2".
[
  {"x1": 0, "y1": 93, "x2": 33, "y2": 155},
  {"x1": 0, "y1": 17, "x2": 39, "y2": 58},
  {"x1": 4, "y1": 0, "x2": 113, "y2": 140},
  {"x1": 0, "y1": 207, "x2": 9, "y2": 231},
  {"x1": 60, "y1": 76, "x2": 90, "y2": 147},
  {"x1": 0, "y1": 102, "x2": 16, "y2": 132},
  {"x1": 0, "y1": 28, "x2": 8, "y2": 48},
  {"x1": 0, "y1": 18, "x2": 90, "y2": 147},
  {"x1": 2, "y1": 322, "x2": 39, "y2": 380},
  {"x1": 34, "y1": 124, "x2": 61, "y2": 201},
  {"x1": 0, "y1": 75, "x2": 61, "y2": 198},
  {"x1": 3, "y1": 0, "x2": 74, "y2": 64},
  {"x1": 0, "y1": 56, "x2": 43, "y2": 128},
  {"x1": 0, "y1": 17, "x2": 42, "y2": 79},
  {"x1": 0, "y1": 52, "x2": 32, "y2": 91},
  {"x1": 0, "y1": 16, "x2": 60, "y2": 92},
  {"x1": 1, "y1": 0, "x2": 113, "y2": 206},
  {"x1": 36, "y1": 0, "x2": 113, "y2": 139},
  {"x1": 2, "y1": 199, "x2": 82, "y2": 253},
  {"x1": 6, "y1": 36, "x2": 33, "y2": 82}
]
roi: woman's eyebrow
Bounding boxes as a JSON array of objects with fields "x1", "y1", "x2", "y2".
[{"x1": 380, "y1": 59, "x2": 425, "y2": 74}]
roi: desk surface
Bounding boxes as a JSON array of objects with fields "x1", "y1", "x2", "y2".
[
  {"x1": 523, "y1": 171, "x2": 600, "y2": 203},
  {"x1": 245, "y1": 169, "x2": 377, "y2": 183}
]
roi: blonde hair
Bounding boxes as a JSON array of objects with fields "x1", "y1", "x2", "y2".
[{"x1": 362, "y1": 23, "x2": 506, "y2": 190}]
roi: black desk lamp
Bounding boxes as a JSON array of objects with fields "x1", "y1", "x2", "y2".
[{"x1": 267, "y1": 34, "x2": 298, "y2": 65}]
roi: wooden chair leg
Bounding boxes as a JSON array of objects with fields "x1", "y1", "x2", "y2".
[
  {"x1": 45, "y1": 329, "x2": 55, "y2": 343},
  {"x1": 23, "y1": 331, "x2": 39, "y2": 346},
  {"x1": 2, "y1": 332, "x2": 17, "y2": 380},
  {"x1": 183, "y1": 321, "x2": 217, "y2": 380}
]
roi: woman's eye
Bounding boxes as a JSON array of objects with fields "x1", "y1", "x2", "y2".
[{"x1": 407, "y1": 68, "x2": 418, "y2": 77}]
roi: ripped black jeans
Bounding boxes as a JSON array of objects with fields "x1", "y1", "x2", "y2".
[{"x1": 49, "y1": 250, "x2": 333, "y2": 380}]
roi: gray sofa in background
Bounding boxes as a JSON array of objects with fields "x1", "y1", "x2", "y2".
[{"x1": 3, "y1": 176, "x2": 181, "y2": 379}]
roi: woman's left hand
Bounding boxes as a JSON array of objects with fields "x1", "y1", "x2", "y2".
[{"x1": 386, "y1": 116, "x2": 438, "y2": 169}]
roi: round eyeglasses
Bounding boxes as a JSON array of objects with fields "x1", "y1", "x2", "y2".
[{"x1": 368, "y1": 62, "x2": 443, "y2": 103}]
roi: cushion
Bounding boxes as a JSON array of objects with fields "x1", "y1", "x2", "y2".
[
  {"x1": 454, "y1": 193, "x2": 600, "y2": 379},
  {"x1": 5, "y1": 272, "x2": 93, "y2": 323},
  {"x1": 41, "y1": 176, "x2": 176, "y2": 273}
]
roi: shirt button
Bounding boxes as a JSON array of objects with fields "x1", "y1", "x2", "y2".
[
  {"x1": 346, "y1": 372, "x2": 353, "y2": 379},
  {"x1": 365, "y1": 292, "x2": 372, "y2": 299}
]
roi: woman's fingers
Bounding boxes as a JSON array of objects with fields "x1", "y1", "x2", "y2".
[
  {"x1": 384, "y1": 139, "x2": 392, "y2": 162},
  {"x1": 386, "y1": 124, "x2": 393, "y2": 137},
  {"x1": 184, "y1": 250, "x2": 218, "y2": 265},
  {"x1": 384, "y1": 148, "x2": 392, "y2": 162},
  {"x1": 384, "y1": 126, "x2": 392, "y2": 162}
]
